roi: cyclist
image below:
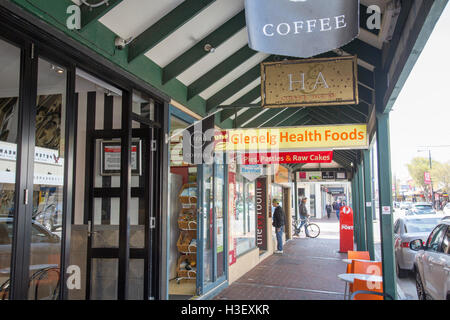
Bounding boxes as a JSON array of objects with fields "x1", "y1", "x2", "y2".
[{"x1": 295, "y1": 197, "x2": 310, "y2": 237}]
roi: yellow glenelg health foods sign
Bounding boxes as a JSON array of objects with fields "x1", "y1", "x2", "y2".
[
  {"x1": 215, "y1": 124, "x2": 368, "y2": 152},
  {"x1": 261, "y1": 56, "x2": 359, "y2": 108}
]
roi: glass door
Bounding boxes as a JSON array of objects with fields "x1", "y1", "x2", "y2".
[
  {"x1": 197, "y1": 160, "x2": 227, "y2": 296},
  {"x1": 27, "y1": 57, "x2": 67, "y2": 299},
  {"x1": 0, "y1": 31, "x2": 74, "y2": 300},
  {"x1": 0, "y1": 37, "x2": 22, "y2": 300}
]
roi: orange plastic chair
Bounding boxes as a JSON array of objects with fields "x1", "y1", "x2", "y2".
[
  {"x1": 349, "y1": 260, "x2": 382, "y2": 294},
  {"x1": 351, "y1": 279, "x2": 384, "y2": 300},
  {"x1": 346, "y1": 251, "x2": 371, "y2": 273}
]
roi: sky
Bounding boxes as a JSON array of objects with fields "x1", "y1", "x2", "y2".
[{"x1": 389, "y1": 3, "x2": 450, "y2": 181}]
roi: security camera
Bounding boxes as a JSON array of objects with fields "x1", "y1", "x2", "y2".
[{"x1": 114, "y1": 36, "x2": 133, "y2": 50}]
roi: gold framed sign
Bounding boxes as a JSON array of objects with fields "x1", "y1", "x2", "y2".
[{"x1": 261, "y1": 56, "x2": 359, "y2": 108}]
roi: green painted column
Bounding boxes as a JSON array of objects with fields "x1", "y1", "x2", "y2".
[
  {"x1": 376, "y1": 112, "x2": 397, "y2": 300},
  {"x1": 353, "y1": 169, "x2": 360, "y2": 249},
  {"x1": 358, "y1": 163, "x2": 367, "y2": 251},
  {"x1": 363, "y1": 150, "x2": 375, "y2": 260},
  {"x1": 294, "y1": 174, "x2": 299, "y2": 220}
]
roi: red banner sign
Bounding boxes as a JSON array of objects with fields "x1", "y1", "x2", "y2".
[
  {"x1": 240, "y1": 151, "x2": 333, "y2": 165},
  {"x1": 424, "y1": 172, "x2": 431, "y2": 185},
  {"x1": 256, "y1": 177, "x2": 267, "y2": 250},
  {"x1": 228, "y1": 163, "x2": 237, "y2": 266}
]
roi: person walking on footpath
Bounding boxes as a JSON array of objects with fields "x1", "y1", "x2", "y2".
[
  {"x1": 295, "y1": 197, "x2": 310, "y2": 237},
  {"x1": 325, "y1": 203, "x2": 332, "y2": 219},
  {"x1": 333, "y1": 200, "x2": 342, "y2": 221},
  {"x1": 272, "y1": 199, "x2": 285, "y2": 254}
]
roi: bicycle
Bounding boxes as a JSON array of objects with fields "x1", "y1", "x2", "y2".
[{"x1": 292, "y1": 216, "x2": 320, "y2": 238}]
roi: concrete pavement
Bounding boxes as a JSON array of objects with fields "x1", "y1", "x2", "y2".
[
  {"x1": 214, "y1": 219, "x2": 348, "y2": 300},
  {"x1": 213, "y1": 215, "x2": 418, "y2": 300}
]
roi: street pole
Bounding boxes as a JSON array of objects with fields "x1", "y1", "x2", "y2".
[{"x1": 428, "y1": 150, "x2": 435, "y2": 208}]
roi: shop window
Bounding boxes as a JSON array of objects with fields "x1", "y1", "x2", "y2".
[{"x1": 233, "y1": 168, "x2": 256, "y2": 257}]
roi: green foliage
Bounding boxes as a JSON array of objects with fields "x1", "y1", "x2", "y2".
[
  {"x1": 407, "y1": 157, "x2": 450, "y2": 192},
  {"x1": 432, "y1": 162, "x2": 450, "y2": 192}
]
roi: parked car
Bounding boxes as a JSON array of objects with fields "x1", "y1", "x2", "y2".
[
  {"x1": 394, "y1": 215, "x2": 443, "y2": 277},
  {"x1": 406, "y1": 202, "x2": 438, "y2": 216},
  {"x1": 410, "y1": 220, "x2": 450, "y2": 300},
  {"x1": 400, "y1": 202, "x2": 412, "y2": 210},
  {"x1": 444, "y1": 203, "x2": 450, "y2": 216},
  {"x1": 0, "y1": 217, "x2": 60, "y2": 272}
]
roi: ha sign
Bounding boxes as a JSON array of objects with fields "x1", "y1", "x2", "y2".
[{"x1": 261, "y1": 56, "x2": 359, "y2": 108}]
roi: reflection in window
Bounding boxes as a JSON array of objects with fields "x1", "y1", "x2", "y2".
[
  {"x1": 28, "y1": 57, "x2": 66, "y2": 300},
  {"x1": 0, "y1": 38, "x2": 21, "y2": 300}
]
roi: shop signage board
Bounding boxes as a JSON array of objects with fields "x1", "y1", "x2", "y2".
[
  {"x1": 336, "y1": 172, "x2": 347, "y2": 179},
  {"x1": 307, "y1": 172, "x2": 322, "y2": 181},
  {"x1": 256, "y1": 177, "x2": 267, "y2": 250},
  {"x1": 297, "y1": 172, "x2": 307, "y2": 180},
  {"x1": 261, "y1": 56, "x2": 359, "y2": 108},
  {"x1": 322, "y1": 171, "x2": 336, "y2": 180},
  {"x1": 240, "y1": 165, "x2": 263, "y2": 182},
  {"x1": 240, "y1": 151, "x2": 333, "y2": 165},
  {"x1": 215, "y1": 124, "x2": 368, "y2": 152},
  {"x1": 245, "y1": 0, "x2": 360, "y2": 58},
  {"x1": 328, "y1": 187, "x2": 345, "y2": 195}
]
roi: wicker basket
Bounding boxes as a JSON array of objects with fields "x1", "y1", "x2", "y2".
[
  {"x1": 178, "y1": 208, "x2": 197, "y2": 230},
  {"x1": 176, "y1": 232, "x2": 197, "y2": 254},
  {"x1": 177, "y1": 255, "x2": 197, "y2": 279},
  {"x1": 179, "y1": 183, "x2": 197, "y2": 208}
]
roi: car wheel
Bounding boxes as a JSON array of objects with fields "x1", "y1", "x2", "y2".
[
  {"x1": 415, "y1": 270, "x2": 427, "y2": 300},
  {"x1": 396, "y1": 263, "x2": 408, "y2": 278}
]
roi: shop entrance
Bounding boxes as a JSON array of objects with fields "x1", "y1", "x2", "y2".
[
  {"x1": 78, "y1": 76, "x2": 160, "y2": 300},
  {"x1": 167, "y1": 108, "x2": 227, "y2": 299}
]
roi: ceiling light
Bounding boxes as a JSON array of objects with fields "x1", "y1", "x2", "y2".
[
  {"x1": 204, "y1": 44, "x2": 216, "y2": 53},
  {"x1": 51, "y1": 64, "x2": 65, "y2": 75}
]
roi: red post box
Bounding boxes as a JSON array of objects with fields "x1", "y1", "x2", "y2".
[{"x1": 339, "y1": 206, "x2": 354, "y2": 253}]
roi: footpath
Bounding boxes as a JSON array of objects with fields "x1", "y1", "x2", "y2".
[{"x1": 214, "y1": 219, "x2": 348, "y2": 300}]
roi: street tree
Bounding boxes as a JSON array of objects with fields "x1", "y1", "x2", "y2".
[
  {"x1": 432, "y1": 161, "x2": 450, "y2": 192},
  {"x1": 407, "y1": 157, "x2": 440, "y2": 197}
]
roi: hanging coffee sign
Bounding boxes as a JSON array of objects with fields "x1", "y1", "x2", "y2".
[
  {"x1": 245, "y1": 0, "x2": 360, "y2": 58},
  {"x1": 261, "y1": 56, "x2": 359, "y2": 108}
]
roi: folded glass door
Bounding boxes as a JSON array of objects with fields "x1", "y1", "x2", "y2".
[
  {"x1": 197, "y1": 160, "x2": 227, "y2": 296},
  {"x1": 0, "y1": 37, "x2": 22, "y2": 300},
  {"x1": 27, "y1": 57, "x2": 68, "y2": 300}
]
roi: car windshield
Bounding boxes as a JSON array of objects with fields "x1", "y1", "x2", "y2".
[
  {"x1": 414, "y1": 205, "x2": 432, "y2": 211},
  {"x1": 405, "y1": 218, "x2": 441, "y2": 233}
]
